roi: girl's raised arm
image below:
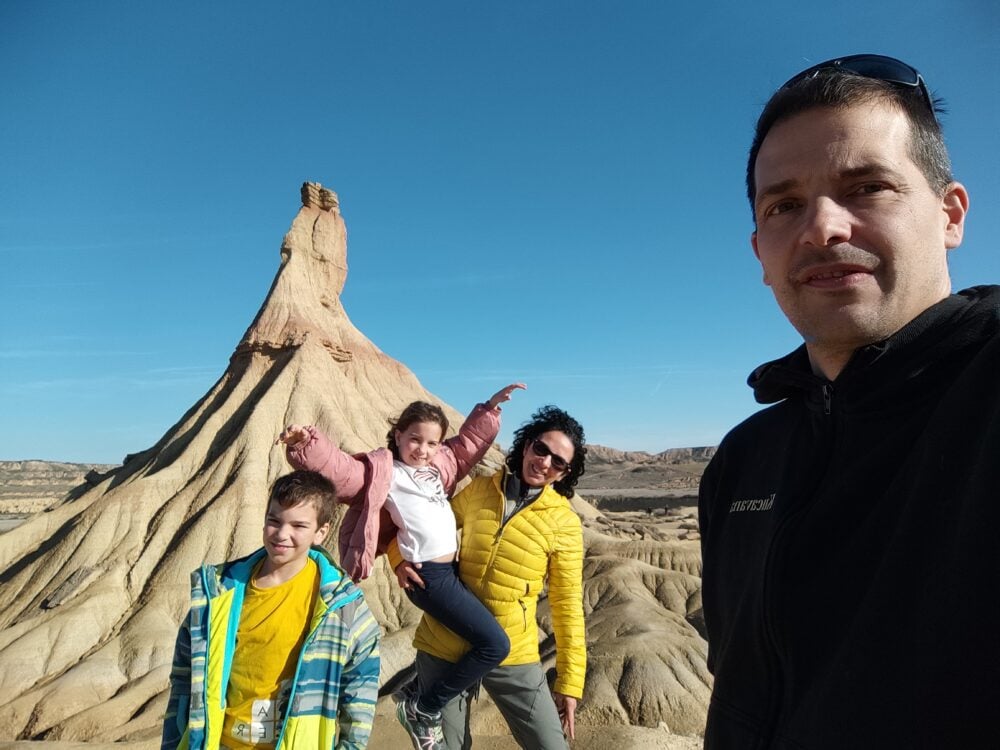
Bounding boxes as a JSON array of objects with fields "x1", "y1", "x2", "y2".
[
  {"x1": 435, "y1": 382, "x2": 526, "y2": 491},
  {"x1": 276, "y1": 423, "x2": 368, "y2": 499}
]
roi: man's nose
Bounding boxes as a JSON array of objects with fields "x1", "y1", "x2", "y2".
[{"x1": 799, "y1": 197, "x2": 852, "y2": 247}]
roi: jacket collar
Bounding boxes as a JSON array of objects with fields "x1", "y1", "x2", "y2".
[
  {"x1": 749, "y1": 286, "x2": 1000, "y2": 408},
  {"x1": 493, "y1": 467, "x2": 567, "y2": 511},
  {"x1": 208, "y1": 545, "x2": 357, "y2": 609}
]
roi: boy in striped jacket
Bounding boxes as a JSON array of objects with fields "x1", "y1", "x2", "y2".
[{"x1": 162, "y1": 471, "x2": 380, "y2": 750}]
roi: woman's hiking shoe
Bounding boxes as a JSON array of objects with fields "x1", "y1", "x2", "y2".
[{"x1": 396, "y1": 696, "x2": 444, "y2": 750}]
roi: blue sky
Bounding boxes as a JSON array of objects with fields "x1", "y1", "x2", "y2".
[{"x1": 2, "y1": 2, "x2": 998, "y2": 464}]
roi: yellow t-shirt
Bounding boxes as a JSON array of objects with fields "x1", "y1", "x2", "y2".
[{"x1": 222, "y1": 559, "x2": 319, "y2": 750}]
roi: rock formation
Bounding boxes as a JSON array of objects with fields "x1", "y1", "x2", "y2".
[{"x1": 0, "y1": 182, "x2": 710, "y2": 746}]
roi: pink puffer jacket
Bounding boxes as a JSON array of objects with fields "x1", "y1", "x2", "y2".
[{"x1": 286, "y1": 403, "x2": 500, "y2": 581}]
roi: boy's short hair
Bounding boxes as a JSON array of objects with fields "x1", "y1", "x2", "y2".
[{"x1": 268, "y1": 470, "x2": 337, "y2": 527}]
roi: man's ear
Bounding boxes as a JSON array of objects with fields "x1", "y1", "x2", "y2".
[
  {"x1": 942, "y1": 181, "x2": 969, "y2": 250},
  {"x1": 751, "y1": 231, "x2": 771, "y2": 286}
]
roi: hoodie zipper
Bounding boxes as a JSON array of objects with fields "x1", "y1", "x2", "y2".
[
  {"x1": 273, "y1": 573, "x2": 360, "y2": 750},
  {"x1": 273, "y1": 617, "x2": 324, "y2": 750},
  {"x1": 200, "y1": 566, "x2": 216, "y2": 736},
  {"x1": 484, "y1": 471, "x2": 538, "y2": 631},
  {"x1": 756, "y1": 380, "x2": 838, "y2": 745}
]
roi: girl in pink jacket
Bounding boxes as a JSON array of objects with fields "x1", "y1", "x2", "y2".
[{"x1": 277, "y1": 383, "x2": 524, "y2": 750}]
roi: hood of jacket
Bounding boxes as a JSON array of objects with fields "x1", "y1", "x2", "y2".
[
  {"x1": 201, "y1": 545, "x2": 358, "y2": 611},
  {"x1": 748, "y1": 285, "x2": 1000, "y2": 411}
]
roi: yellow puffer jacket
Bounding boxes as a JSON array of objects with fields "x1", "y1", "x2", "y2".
[{"x1": 412, "y1": 469, "x2": 586, "y2": 699}]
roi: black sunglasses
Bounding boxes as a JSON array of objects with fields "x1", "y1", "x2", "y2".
[
  {"x1": 781, "y1": 54, "x2": 935, "y2": 121},
  {"x1": 529, "y1": 438, "x2": 571, "y2": 472}
]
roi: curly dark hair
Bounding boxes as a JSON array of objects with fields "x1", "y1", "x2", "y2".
[
  {"x1": 386, "y1": 400, "x2": 449, "y2": 460},
  {"x1": 506, "y1": 405, "x2": 586, "y2": 497},
  {"x1": 747, "y1": 65, "x2": 952, "y2": 221},
  {"x1": 268, "y1": 470, "x2": 336, "y2": 528}
]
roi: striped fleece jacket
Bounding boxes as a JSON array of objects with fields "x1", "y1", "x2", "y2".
[{"x1": 161, "y1": 546, "x2": 380, "y2": 750}]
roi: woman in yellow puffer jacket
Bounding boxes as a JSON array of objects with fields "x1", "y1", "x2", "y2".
[{"x1": 393, "y1": 405, "x2": 587, "y2": 750}]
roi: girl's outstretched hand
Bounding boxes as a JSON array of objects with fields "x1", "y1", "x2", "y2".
[
  {"x1": 487, "y1": 382, "x2": 527, "y2": 410},
  {"x1": 275, "y1": 424, "x2": 311, "y2": 448}
]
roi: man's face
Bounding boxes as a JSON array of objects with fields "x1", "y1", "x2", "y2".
[{"x1": 751, "y1": 102, "x2": 967, "y2": 369}]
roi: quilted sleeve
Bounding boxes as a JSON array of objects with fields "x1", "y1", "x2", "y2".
[
  {"x1": 547, "y1": 507, "x2": 587, "y2": 698},
  {"x1": 433, "y1": 403, "x2": 501, "y2": 492}
]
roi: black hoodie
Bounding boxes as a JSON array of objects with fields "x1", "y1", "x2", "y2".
[{"x1": 699, "y1": 286, "x2": 1000, "y2": 749}]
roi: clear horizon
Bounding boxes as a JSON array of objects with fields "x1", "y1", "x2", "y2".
[{"x1": 2, "y1": 2, "x2": 998, "y2": 464}]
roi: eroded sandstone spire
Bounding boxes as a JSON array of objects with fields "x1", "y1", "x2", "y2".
[{"x1": 0, "y1": 182, "x2": 490, "y2": 741}]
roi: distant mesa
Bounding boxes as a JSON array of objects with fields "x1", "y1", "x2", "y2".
[
  {"x1": 0, "y1": 183, "x2": 710, "y2": 745},
  {"x1": 585, "y1": 444, "x2": 717, "y2": 465},
  {"x1": 0, "y1": 461, "x2": 117, "y2": 516}
]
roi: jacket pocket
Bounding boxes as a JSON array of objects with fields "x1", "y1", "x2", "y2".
[{"x1": 703, "y1": 695, "x2": 769, "y2": 750}]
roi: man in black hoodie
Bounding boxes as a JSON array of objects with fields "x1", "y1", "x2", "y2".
[{"x1": 699, "y1": 55, "x2": 998, "y2": 749}]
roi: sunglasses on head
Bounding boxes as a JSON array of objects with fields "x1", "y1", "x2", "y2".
[
  {"x1": 529, "y1": 438, "x2": 571, "y2": 472},
  {"x1": 781, "y1": 54, "x2": 935, "y2": 121}
]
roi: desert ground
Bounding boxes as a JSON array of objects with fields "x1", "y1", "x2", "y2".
[{"x1": 0, "y1": 447, "x2": 708, "y2": 750}]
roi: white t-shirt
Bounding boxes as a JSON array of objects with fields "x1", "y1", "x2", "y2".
[{"x1": 387, "y1": 461, "x2": 458, "y2": 563}]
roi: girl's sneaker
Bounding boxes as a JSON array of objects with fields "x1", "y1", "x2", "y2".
[{"x1": 396, "y1": 695, "x2": 444, "y2": 750}]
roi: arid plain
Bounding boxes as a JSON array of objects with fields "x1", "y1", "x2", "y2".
[{"x1": 0, "y1": 447, "x2": 709, "y2": 750}]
